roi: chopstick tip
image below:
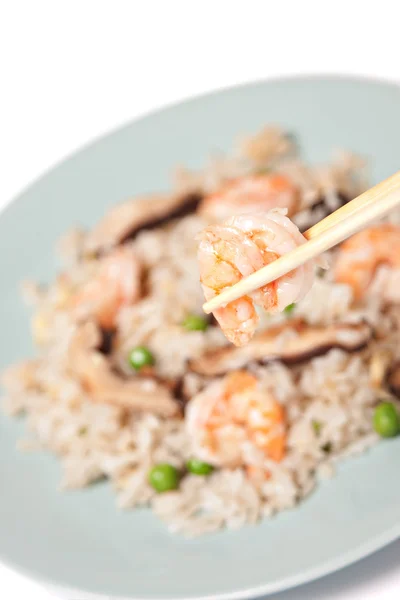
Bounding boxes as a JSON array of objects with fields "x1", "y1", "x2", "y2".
[{"x1": 202, "y1": 301, "x2": 213, "y2": 315}]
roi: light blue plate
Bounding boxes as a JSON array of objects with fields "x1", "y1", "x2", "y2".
[{"x1": 1, "y1": 76, "x2": 400, "y2": 600}]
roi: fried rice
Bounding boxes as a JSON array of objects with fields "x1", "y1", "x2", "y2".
[{"x1": 3, "y1": 126, "x2": 400, "y2": 537}]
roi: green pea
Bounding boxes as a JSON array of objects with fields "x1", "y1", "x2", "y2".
[
  {"x1": 128, "y1": 346, "x2": 155, "y2": 371},
  {"x1": 186, "y1": 458, "x2": 214, "y2": 476},
  {"x1": 284, "y1": 303, "x2": 296, "y2": 315},
  {"x1": 182, "y1": 314, "x2": 208, "y2": 332},
  {"x1": 373, "y1": 402, "x2": 400, "y2": 438},
  {"x1": 148, "y1": 464, "x2": 179, "y2": 493}
]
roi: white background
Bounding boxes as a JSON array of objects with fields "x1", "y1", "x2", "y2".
[{"x1": 0, "y1": 1, "x2": 399, "y2": 598}]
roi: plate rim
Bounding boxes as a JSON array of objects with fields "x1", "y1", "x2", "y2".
[{"x1": 1, "y1": 514, "x2": 400, "y2": 600}]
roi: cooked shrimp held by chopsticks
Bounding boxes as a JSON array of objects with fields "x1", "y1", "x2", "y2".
[{"x1": 197, "y1": 209, "x2": 317, "y2": 346}]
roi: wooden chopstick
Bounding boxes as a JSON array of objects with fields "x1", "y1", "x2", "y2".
[
  {"x1": 304, "y1": 170, "x2": 400, "y2": 239},
  {"x1": 202, "y1": 170, "x2": 400, "y2": 314}
]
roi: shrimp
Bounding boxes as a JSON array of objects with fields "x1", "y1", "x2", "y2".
[
  {"x1": 186, "y1": 371, "x2": 286, "y2": 468},
  {"x1": 199, "y1": 174, "x2": 299, "y2": 223},
  {"x1": 197, "y1": 209, "x2": 315, "y2": 345},
  {"x1": 70, "y1": 246, "x2": 141, "y2": 328},
  {"x1": 197, "y1": 223, "x2": 262, "y2": 345},
  {"x1": 334, "y1": 224, "x2": 400, "y2": 300}
]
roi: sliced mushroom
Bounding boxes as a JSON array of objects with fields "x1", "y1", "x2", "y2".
[
  {"x1": 295, "y1": 193, "x2": 351, "y2": 233},
  {"x1": 85, "y1": 192, "x2": 202, "y2": 254},
  {"x1": 189, "y1": 320, "x2": 371, "y2": 376},
  {"x1": 68, "y1": 322, "x2": 178, "y2": 416},
  {"x1": 97, "y1": 328, "x2": 115, "y2": 355},
  {"x1": 388, "y1": 363, "x2": 400, "y2": 397}
]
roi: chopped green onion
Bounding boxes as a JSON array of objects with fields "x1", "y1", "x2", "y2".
[
  {"x1": 255, "y1": 167, "x2": 271, "y2": 176},
  {"x1": 312, "y1": 420, "x2": 322, "y2": 435},
  {"x1": 285, "y1": 131, "x2": 299, "y2": 149},
  {"x1": 284, "y1": 303, "x2": 296, "y2": 315}
]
